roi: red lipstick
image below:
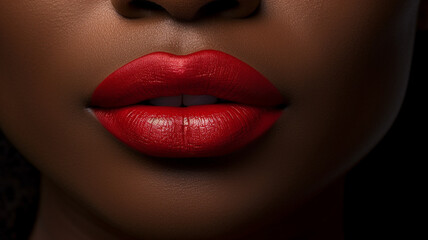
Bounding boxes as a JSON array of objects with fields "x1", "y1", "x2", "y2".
[{"x1": 90, "y1": 50, "x2": 285, "y2": 158}]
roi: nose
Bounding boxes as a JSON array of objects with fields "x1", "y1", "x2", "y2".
[{"x1": 111, "y1": 0, "x2": 261, "y2": 21}]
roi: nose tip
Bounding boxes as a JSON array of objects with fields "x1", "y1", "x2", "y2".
[{"x1": 111, "y1": 0, "x2": 261, "y2": 21}]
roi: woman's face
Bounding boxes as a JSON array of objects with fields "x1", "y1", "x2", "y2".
[{"x1": 0, "y1": 0, "x2": 422, "y2": 239}]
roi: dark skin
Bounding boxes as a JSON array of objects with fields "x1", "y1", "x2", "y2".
[{"x1": 0, "y1": 0, "x2": 427, "y2": 239}]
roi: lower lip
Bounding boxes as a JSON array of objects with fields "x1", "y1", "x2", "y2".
[{"x1": 92, "y1": 104, "x2": 283, "y2": 158}]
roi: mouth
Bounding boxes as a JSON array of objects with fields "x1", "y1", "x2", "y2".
[{"x1": 89, "y1": 50, "x2": 286, "y2": 158}]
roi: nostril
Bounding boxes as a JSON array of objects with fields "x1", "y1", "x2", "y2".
[
  {"x1": 199, "y1": 0, "x2": 239, "y2": 17},
  {"x1": 112, "y1": 0, "x2": 260, "y2": 21},
  {"x1": 112, "y1": 0, "x2": 166, "y2": 18},
  {"x1": 128, "y1": 0, "x2": 164, "y2": 11}
]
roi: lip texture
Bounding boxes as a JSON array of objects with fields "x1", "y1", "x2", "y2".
[{"x1": 90, "y1": 50, "x2": 285, "y2": 158}]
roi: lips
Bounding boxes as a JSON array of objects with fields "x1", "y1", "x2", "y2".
[{"x1": 90, "y1": 50, "x2": 286, "y2": 158}]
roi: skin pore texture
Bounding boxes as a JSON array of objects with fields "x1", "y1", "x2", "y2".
[{"x1": 0, "y1": 0, "x2": 426, "y2": 239}]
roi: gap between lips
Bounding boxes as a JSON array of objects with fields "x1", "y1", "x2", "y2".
[{"x1": 142, "y1": 94, "x2": 232, "y2": 107}]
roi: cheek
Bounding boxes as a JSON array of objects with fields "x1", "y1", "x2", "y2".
[
  {"x1": 0, "y1": 1, "x2": 113, "y2": 148},
  {"x1": 263, "y1": 0, "x2": 417, "y2": 155}
]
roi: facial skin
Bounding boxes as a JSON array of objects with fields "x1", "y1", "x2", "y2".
[{"x1": 0, "y1": 0, "x2": 425, "y2": 239}]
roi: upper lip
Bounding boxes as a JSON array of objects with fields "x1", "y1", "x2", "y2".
[{"x1": 90, "y1": 50, "x2": 286, "y2": 108}]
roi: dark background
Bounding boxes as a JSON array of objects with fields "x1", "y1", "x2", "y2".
[{"x1": 0, "y1": 31, "x2": 426, "y2": 240}]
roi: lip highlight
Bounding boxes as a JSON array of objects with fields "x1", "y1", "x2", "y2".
[{"x1": 90, "y1": 50, "x2": 286, "y2": 158}]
